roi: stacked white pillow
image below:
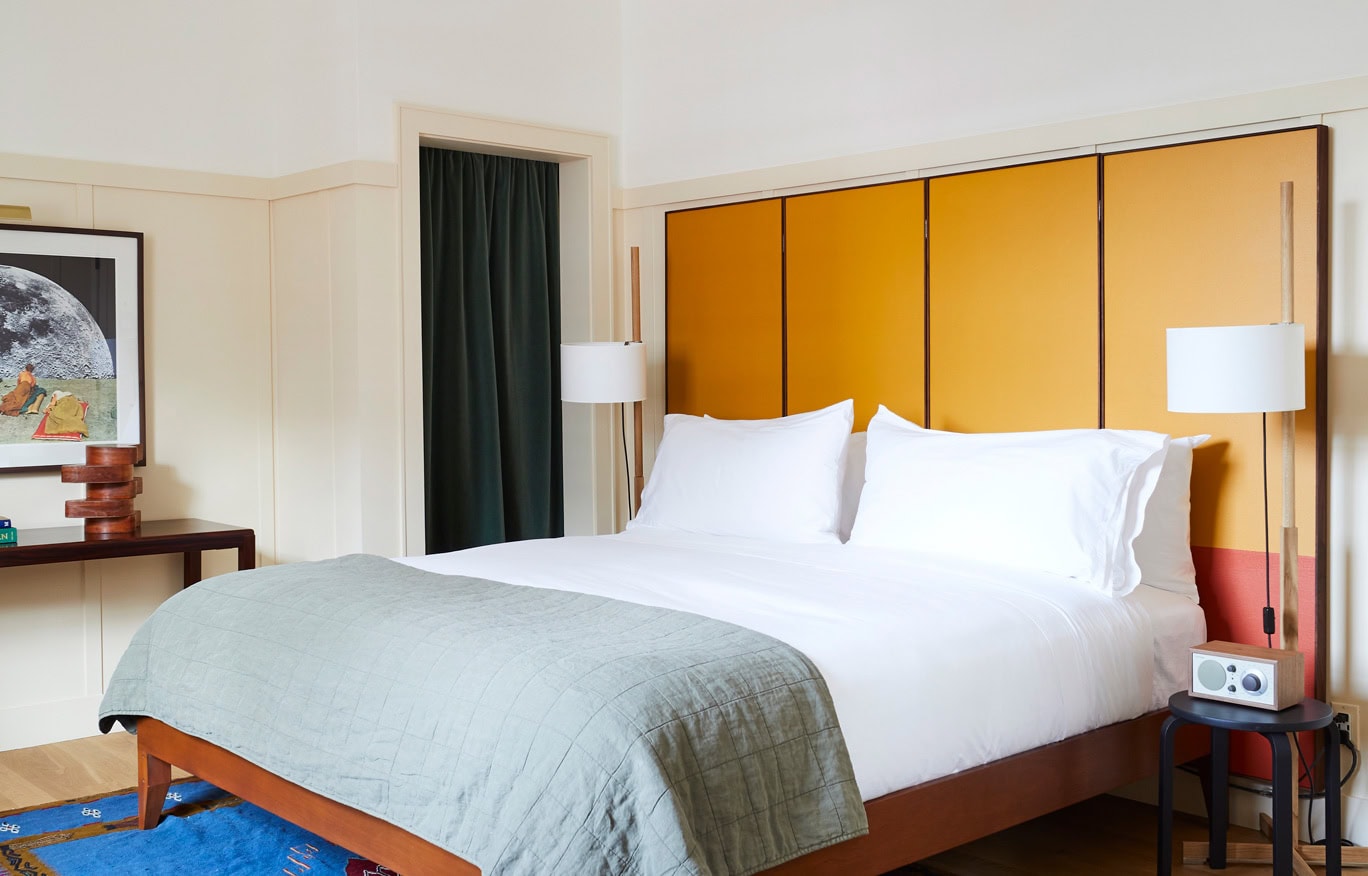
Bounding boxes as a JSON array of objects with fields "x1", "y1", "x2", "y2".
[
  {"x1": 1131, "y1": 434, "x2": 1209, "y2": 600},
  {"x1": 848, "y1": 405, "x2": 1171, "y2": 597},
  {"x1": 629, "y1": 400, "x2": 854, "y2": 543},
  {"x1": 837, "y1": 432, "x2": 868, "y2": 542}
]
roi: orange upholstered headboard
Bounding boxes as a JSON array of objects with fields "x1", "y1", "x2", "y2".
[{"x1": 664, "y1": 126, "x2": 1329, "y2": 781}]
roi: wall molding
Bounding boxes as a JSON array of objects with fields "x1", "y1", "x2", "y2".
[
  {"x1": 266, "y1": 161, "x2": 398, "y2": 200},
  {"x1": 0, "y1": 153, "x2": 398, "y2": 203}
]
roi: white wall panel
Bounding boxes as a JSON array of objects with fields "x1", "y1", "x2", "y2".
[
  {"x1": 1328, "y1": 108, "x2": 1368, "y2": 824},
  {"x1": 0, "y1": 170, "x2": 272, "y2": 747}
]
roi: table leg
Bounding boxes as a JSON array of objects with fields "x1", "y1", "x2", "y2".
[
  {"x1": 1209, "y1": 726, "x2": 1229, "y2": 869},
  {"x1": 1158, "y1": 714, "x2": 1185, "y2": 876},
  {"x1": 237, "y1": 531, "x2": 256, "y2": 571},
  {"x1": 1326, "y1": 722, "x2": 1341, "y2": 875},
  {"x1": 1267, "y1": 731, "x2": 1294, "y2": 876},
  {"x1": 181, "y1": 550, "x2": 202, "y2": 588}
]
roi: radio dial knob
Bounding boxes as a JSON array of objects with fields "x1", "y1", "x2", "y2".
[{"x1": 1241, "y1": 670, "x2": 1267, "y2": 694}]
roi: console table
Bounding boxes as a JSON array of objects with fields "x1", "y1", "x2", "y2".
[{"x1": 0, "y1": 518, "x2": 256, "y2": 587}]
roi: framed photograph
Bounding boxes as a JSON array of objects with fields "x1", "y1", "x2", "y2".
[{"x1": 0, "y1": 223, "x2": 144, "y2": 472}]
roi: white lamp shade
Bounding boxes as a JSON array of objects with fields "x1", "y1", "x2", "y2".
[
  {"x1": 1167, "y1": 323, "x2": 1305, "y2": 413},
  {"x1": 561, "y1": 341, "x2": 646, "y2": 403}
]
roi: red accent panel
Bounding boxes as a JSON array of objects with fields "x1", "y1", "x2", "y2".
[{"x1": 1191, "y1": 546, "x2": 1317, "y2": 784}]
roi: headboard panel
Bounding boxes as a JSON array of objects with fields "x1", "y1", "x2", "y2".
[
  {"x1": 928, "y1": 156, "x2": 1101, "y2": 432},
  {"x1": 663, "y1": 128, "x2": 1328, "y2": 753},
  {"x1": 786, "y1": 182, "x2": 925, "y2": 430},
  {"x1": 665, "y1": 199, "x2": 784, "y2": 419}
]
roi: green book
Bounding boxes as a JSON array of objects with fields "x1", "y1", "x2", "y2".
[{"x1": 0, "y1": 527, "x2": 16, "y2": 545}]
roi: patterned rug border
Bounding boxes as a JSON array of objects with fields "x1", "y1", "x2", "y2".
[{"x1": 0, "y1": 776, "x2": 201, "y2": 821}]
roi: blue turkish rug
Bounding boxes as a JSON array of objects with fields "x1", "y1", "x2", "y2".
[{"x1": 0, "y1": 779, "x2": 397, "y2": 876}]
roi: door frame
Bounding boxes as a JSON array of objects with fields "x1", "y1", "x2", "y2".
[{"x1": 398, "y1": 106, "x2": 615, "y2": 555}]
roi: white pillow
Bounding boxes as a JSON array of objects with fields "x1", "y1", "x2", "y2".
[
  {"x1": 1133, "y1": 435, "x2": 1209, "y2": 601},
  {"x1": 849, "y1": 405, "x2": 1169, "y2": 596},
  {"x1": 870, "y1": 406, "x2": 1206, "y2": 598},
  {"x1": 630, "y1": 400, "x2": 854, "y2": 543},
  {"x1": 838, "y1": 432, "x2": 867, "y2": 542}
]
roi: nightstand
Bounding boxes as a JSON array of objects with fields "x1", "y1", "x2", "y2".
[{"x1": 1158, "y1": 690, "x2": 1340, "y2": 876}]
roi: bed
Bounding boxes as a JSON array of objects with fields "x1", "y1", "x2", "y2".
[{"x1": 101, "y1": 401, "x2": 1214, "y2": 875}]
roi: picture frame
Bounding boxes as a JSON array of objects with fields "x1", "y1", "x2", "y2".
[{"x1": 0, "y1": 223, "x2": 144, "y2": 472}]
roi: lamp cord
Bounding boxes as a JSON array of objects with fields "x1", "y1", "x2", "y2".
[
  {"x1": 1263, "y1": 412, "x2": 1274, "y2": 649},
  {"x1": 621, "y1": 402, "x2": 633, "y2": 521}
]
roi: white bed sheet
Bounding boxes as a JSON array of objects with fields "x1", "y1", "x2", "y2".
[
  {"x1": 1127, "y1": 580, "x2": 1209, "y2": 710},
  {"x1": 399, "y1": 530, "x2": 1205, "y2": 802}
]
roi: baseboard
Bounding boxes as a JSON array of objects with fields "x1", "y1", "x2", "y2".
[
  {"x1": 1111, "y1": 771, "x2": 1209, "y2": 819},
  {"x1": 1341, "y1": 793, "x2": 1368, "y2": 847},
  {"x1": 0, "y1": 695, "x2": 105, "y2": 751},
  {"x1": 1113, "y1": 771, "x2": 1367, "y2": 847}
]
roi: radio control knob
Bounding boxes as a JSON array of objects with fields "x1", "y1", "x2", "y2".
[{"x1": 1241, "y1": 671, "x2": 1267, "y2": 694}]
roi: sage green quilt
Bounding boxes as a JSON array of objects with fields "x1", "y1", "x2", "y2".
[{"x1": 98, "y1": 554, "x2": 867, "y2": 875}]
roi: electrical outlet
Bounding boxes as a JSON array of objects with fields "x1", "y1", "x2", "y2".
[{"x1": 1332, "y1": 701, "x2": 1360, "y2": 751}]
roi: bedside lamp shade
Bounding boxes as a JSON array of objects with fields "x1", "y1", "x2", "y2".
[
  {"x1": 1166, "y1": 323, "x2": 1305, "y2": 414},
  {"x1": 561, "y1": 341, "x2": 646, "y2": 404}
]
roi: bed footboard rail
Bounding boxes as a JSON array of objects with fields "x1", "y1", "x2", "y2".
[{"x1": 135, "y1": 718, "x2": 480, "y2": 876}]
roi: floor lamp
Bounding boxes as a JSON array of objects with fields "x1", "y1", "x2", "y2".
[
  {"x1": 1166, "y1": 180, "x2": 1350, "y2": 869},
  {"x1": 561, "y1": 340, "x2": 646, "y2": 525}
]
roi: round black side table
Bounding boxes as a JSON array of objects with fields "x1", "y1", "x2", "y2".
[{"x1": 1158, "y1": 691, "x2": 1341, "y2": 876}]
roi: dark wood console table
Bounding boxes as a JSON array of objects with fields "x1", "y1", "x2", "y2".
[{"x1": 0, "y1": 518, "x2": 256, "y2": 587}]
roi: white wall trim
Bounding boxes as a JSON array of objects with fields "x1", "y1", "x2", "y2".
[
  {"x1": 397, "y1": 106, "x2": 615, "y2": 557},
  {"x1": 616, "y1": 75, "x2": 1368, "y2": 210},
  {"x1": 0, "y1": 153, "x2": 398, "y2": 203},
  {"x1": 0, "y1": 152, "x2": 273, "y2": 200},
  {"x1": 266, "y1": 161, "x2": 398, "y2": 200}
]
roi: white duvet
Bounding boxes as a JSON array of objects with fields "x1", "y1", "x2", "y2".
[{"x1": 400, "y1": 529, "x2": 1203, "y2": 802}]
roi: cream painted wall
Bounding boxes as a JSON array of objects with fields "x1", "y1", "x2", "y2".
[
  {"x1": 1327, "y1": 105, "x2": 1368, "y2": 842},
  {"x1": 620, "y1": 0, "x2": 1368, "y2": 188},
  {"x1": 352, "y1": 2, "x2": 622, "y2": 175},
  {"x1": 0, "y1": 0, "x2": 281, "y2": 176},
  {"x1": 0, "y1": 0, "x2": 623, "y2": 179}
]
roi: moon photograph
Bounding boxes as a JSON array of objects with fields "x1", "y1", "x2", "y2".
[{"x1": 0, "y1": 256, "x2": 119, "y2": 447}]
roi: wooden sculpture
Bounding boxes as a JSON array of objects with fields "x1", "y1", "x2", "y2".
[{"x1": 61, "y1": 444, "x2": 142, "y2": 537}]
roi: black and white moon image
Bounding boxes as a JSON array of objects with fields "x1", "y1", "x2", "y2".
[{"x1": 0, "y1": 265, "x2": 114, "y2": 378}]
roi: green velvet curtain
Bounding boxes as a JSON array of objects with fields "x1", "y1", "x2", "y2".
[{"x1": 420, "y1": 148, "x2": 563, "y2": 553}]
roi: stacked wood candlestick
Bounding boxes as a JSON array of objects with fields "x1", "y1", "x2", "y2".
[{"x1": 61, "y1": 445, "x2": 142, "y2": 537}]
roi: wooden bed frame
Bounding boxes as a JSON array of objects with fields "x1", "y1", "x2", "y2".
[{"x1": 136, "y1": 711, "x2": 1210, "y2": 875}]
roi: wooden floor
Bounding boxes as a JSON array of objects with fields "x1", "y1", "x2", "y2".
[
  {"x1": 0, "y1": 734, "x2": 1299, "y2": 875},
  {"x1": 912, "y1": 794, "x2": 1283, "y2": 875},
  {"x1": 0, "y1": 732, "x2": 188, "y2": 813}
]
